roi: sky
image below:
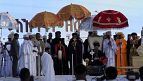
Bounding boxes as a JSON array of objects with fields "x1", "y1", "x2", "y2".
[{"x1": 0, "y1": 0, "x2": 143, "y2": 43}]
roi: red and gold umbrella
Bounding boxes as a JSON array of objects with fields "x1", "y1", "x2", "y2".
[
  {"x1": 93, "y1": 10, "x2": 128, "y2": 29},
  {"x1": 57, "y1": 4, "x2": 91, "y2": 21},
  {"x1": 29, "y1": 11, "x2": 63, "y2": 28}
]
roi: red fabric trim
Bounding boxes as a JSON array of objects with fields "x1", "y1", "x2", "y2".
[{"x1": 55, "y1": 44, "x2": 66, "y2": 59}]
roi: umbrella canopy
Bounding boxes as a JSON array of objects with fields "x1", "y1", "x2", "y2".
[
  {"x1": 0, "y1": 12, "x2": 18, "y2": 29},
  {"x1": 57, "y1": 4, "x2": 91, "y2": 21},
  {"x1": 93, "y1": 10, "x2": 128, "y2": 29},
  {"x1": 79, "y1": 16, "x2": 96, "y2": 31},
  {"x1": 29, "y1": 11, "x2": 64, "y2": 28}
]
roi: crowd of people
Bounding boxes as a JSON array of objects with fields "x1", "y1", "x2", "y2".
[
  {"x1": 74, "y1": 64, "x2": 143, "y2": 81},
  {"x1": 0, "y1": 30, "x2": 143, "y2": 78},
  {"x1": 18, "y1": 64, "x2": 143, "y2": 81}
]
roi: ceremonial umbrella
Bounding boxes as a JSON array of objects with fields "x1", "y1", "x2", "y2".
[
  {"x1": 93, "y1": 10, "x2": 128, "y2": 29},
  {"x1": 92, "y1": 10, "x2": 128, "y2": 69},
  {"x1": 0, "y1": 12, "x2": 18, "y2": 29},
  {"x1": 0, "y1": 12, "x2": 18, "y2": 38},
  {"x1": 79, "y1": 16, "x2": 96, "y2": 31},
  {"x1": 57, "y1": 4, "x2": 91, "y2": 21},
  {"x1": 29, "y1": 11, "x2": 64, "y2": 76},
  {"x1": 29, "y1": 11, "x2": 64, "y2": 28}
]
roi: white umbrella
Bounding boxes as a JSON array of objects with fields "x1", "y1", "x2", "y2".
[
  {"x1": 0, "y1": 12, "x2": 18, "y2": 39},
  {"x1": 79, "y1": 15, "x2": 96, "y2": 31},
  {"x1": 0, "y1": 12, "x2": 18, "y2": 29}
]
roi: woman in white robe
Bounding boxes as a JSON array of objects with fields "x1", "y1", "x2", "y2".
[{"x1": 41, "y1": 47, "x2": 55, "y2": 81}]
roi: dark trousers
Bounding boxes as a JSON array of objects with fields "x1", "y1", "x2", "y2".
[
  {"x1": 12, "y1": 56, "x2": 18, "y2": 77},
  {"x1": 54, "y1": 58, "x2": 69, "y2": 75}
]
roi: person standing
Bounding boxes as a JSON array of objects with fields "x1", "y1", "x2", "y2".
[
  {"x1": 127, "y1": 34, "x2": 132, "y2": 66},
  {"x1": 83, "y1": 31, "x2": 92, "y2": 65},
  {"x1": 10, "y1": 33, "x2": 20, "y2": 77},
  {"x1": 43, "y1": 35, "x2": 51, "y2": 50},
  {"x1": 103, "y1": 31, "x2": 117, "y2": 67},
  {"x1": 41, "y1": 47, "x2": 55, "y2": 81},
  {"x1": 68, "y1": 33, "x2": 83, "y2": 74},
  {"x1": 116, "y1": 32, "x2": 127, "y2": 74},
  {"x1": 87, "y1": 31, "x2": 103, "y2": 50},
  {"x1": 52, "y1": 31, "x2": 68, "y2": 74},
  {"x1": 1, "y1": 33, "x2": 14, "y2": 77},
  {"x1": 47, "y1": 33, "x2": 53, "y2": 54},
  {"x1": 127, "y1": 33, "x2": 140, "y2": 66},
  {"x1": 19, "y1": 34, "x2": 33, "y2": 75},
  {"x1": 54, "y1": 39, "x2": 69, "y2": 75},
  {"x1": 52, "y1": 31, "x2": 62, "y2": 56},
  {"x1": 29, "y1": 34, "x2": 38, "y2": 76},
  {"x1": 35, "y1": 33, "x2": 45, "y2": 76},
  {"x1": 47, "y1": 33, "x2": 53, "y2": 45}
]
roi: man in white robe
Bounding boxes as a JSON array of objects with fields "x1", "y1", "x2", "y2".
[
  {"x1": 41, "y1": 47, "x2": 55, "y2": 81},
  {"x1": 103, "y1": 31, "x2": 117, "y2": 67},
  {"x1": 29, "y1": 34, "x2": 38, "y2": 76},
  {"x1": 18, "y1": 34, "x2": 33, "y2": 75}
]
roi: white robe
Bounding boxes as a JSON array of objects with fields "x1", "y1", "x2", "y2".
[
  {"x1": 1, "y1": 44, "x2": 12, "y2": 77},
  {"x1": 29, "y1": 40, "x2": 38, "y2": 76},
  {"x1": 103, "y1": 38, "x2": 117, "y2": 67},
  {"x1": 18, "y1": 40, "x2": 33, "y2": 75},
  {"x1": 0, "y1": 41, "x2": 13, "y2": 77},
  {"x1": 41, "y1": 52, "x2": 55, "y2": 81}
]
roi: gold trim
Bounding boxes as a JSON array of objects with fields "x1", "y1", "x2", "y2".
[
  {"x1": 93, "y1": 20, "x2": 128, "y2": 25},
  {"x1": 102, "y1": 11, "x2": 119, "y2": 14}
]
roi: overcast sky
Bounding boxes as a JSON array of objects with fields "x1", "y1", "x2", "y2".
[{"x1": 0, "y1": 0, "x2": 143, "y2": 42}]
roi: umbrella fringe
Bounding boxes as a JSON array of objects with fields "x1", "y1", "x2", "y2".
[{"x1": 94, "y1": 26, "x2": 128, "y2": 30}]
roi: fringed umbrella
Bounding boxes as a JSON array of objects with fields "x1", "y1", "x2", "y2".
[
  {"x1": 29, "y1": 11, "x2": 64, "y2": 28},
  {"x1": 93, "y1": 10, "x2": 128, "y2": 29},
  {"x1": 0, "y1": 12, "x2": 18, "y2": 29},
  {"x1": 0, "y1": 12, "x2": 18, "y2": 39},
  {"x1": 57, "y1": 4, "x2": 91, "y2": 21},
  {"x1": 79, "y1": 15, "x2": 96, "y2": 31}
]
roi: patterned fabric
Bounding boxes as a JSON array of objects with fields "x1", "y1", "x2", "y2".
[
  {"x1": 93, "y1": 10, "x2": 128, "y2": 29},
  {"x1": 57, "y1": 4, "x2": 91, "y2": 20},
  {"x1": 29, "y1": 11, "x2": 63, "y2": 28},
  {"x1": 116, "y1": 38, "x2": 127, "y2": 74},
  {"x1": 55, "y1": 43, "x2": 66, "y2": 59}
]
